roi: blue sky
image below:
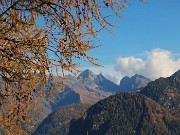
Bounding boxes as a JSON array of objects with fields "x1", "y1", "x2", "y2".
[
  {"x1": 82, "y1": 0, "x2": 180, "y2": 83},
  {"x1": 89, "y1": 0, "x2": 180, "y2": 64}
]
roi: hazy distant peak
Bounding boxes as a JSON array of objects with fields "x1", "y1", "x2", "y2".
[
  {"x1": 65, "y1": 74, "x2": 76, "y2": 78},
  {"x1": 119, "y1": 74, "x2": 151, "y2": 92},
  {"x1": 132, "y1": 74, "x2": 151, "y2": 82},
  {"x1": 78, "y1": 69, "x2": 96, "y2": 79},
  {"x1": 96, "y1": 73, "x2": 106, "y2": 81},
  {"x1": 124, "y1": 76, "x2": 130, "y2": 79},
  {"x1": 98, "y1": 73, "x2": 104, "y2": 76},
  {"x1": 121, "y1": 76, "x2": 130, "y2": 81},
  {"x1": 133, "y1": 74, "x2": 147, "y2": 79}
]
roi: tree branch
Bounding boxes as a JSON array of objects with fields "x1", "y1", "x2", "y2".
[{"x1": 0, "y1": 0, "x2": 20, "y2": 17}]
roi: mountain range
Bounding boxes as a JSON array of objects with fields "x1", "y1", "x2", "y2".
[
  {"x1": 29, "y1": 69, "x2": 151, "y2": 133},
  {"x1": 51, "y1": 69, "x2": 151, "y2": 110},
  {"x1": 33, "y1": 69, "x2": 180, "y2": 135}
]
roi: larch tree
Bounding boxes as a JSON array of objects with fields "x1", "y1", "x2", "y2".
[{"x1": 0, "y1": 0, "x2": 143, "y2": 134}]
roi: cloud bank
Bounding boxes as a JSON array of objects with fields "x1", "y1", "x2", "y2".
[
  {"x1": 114, "y1": 48, "x2": 180, "y2": 80},
  {"x1": 83, "y1": 48, "x2": 180, "y2": 84}
]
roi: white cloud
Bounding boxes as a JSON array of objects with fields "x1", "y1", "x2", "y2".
[
  {"x1": 114, "y1": 56, "x2": 145, "y2": 76},
  {"x1": 114, "y1": 48, "x2": 180, "y2": 80},
  {"x1": 79, "y1": 48, "x2": 180, "y2": 84}
]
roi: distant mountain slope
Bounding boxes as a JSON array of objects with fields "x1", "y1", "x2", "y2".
[
  {"x1": 62, "y1": 69, "x2": 120, "y2": 105},
  {"x1": 51, "y1": 86, "x2": 81, "y2": 111},
  {"x1": 28, "y1": 97, "x2": 52, "y2": 133},
  {"x1": 78, "y1": 69, "x2": 120, "y2": 93},
  {"x1": 95, "y1": 73, "x2": 120, "y2": 93},
  {"x1": 139, "y1": 70, "x2": 180, "y2": 110},
  {"x1": 68, "y1": 93, "x2": 180, "y2": 135},
  {"x1": 51, "y1": 70, "x2": 152, "y2": 110},
  {"x1": 33, "y1": 104, "x2": 90, "y2": 135},
  {"x1": 119, "y1": 74, "x2": 151, "y2": 92}
]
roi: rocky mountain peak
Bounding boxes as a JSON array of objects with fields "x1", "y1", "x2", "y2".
[
  {"x1": 119, "y1": 74, "x2": 151, "y2": 92},
  {"x1": 133, "y1": 74, "x2": 147, "y2": 79},
  {"x1": 96, "y1": 73, "x2": 106, "y2": 82},
  {"x1": 121, "y1": 76, "x2": 130, "y2": 81},
  {"x1": 78, "y1": 69, "x2": 96, "y2": 80}
]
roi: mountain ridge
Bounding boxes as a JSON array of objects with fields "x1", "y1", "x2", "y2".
[
  {"x1": 68, "y1": 93, "x2": 180, "y2": 135},
  {"x1": 33, "y1": 70, "x2": 180, "y2": 135},
  {"x1": 139, "y1": 69, "x2": 180, "y2": 110},
  {"x1": 119, "y1": 74, "x2": 151, "y2": 92}
]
